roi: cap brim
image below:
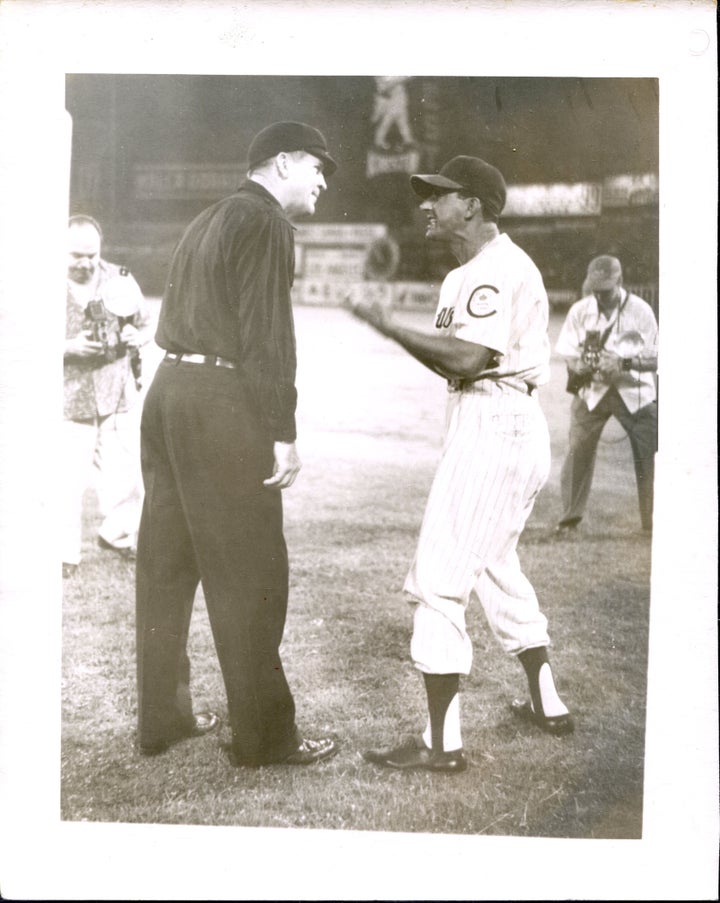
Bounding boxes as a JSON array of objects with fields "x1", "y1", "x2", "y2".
[
  {"x1": 305, "y1": 147, "x2": 337, "y2": 177},
  {"x1": 319, "y1": 152, "x2": 337, "y2": 178},
  {"x1": 410, "y1": 174, "x2": 464, "y2": 198},
  {"x1": 587, "y1": 278, "x2": 620, "y2": 291}
]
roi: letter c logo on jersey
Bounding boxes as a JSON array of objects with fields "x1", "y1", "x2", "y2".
[{"x1": 467, "y1": 285, "x2": 499, "y2": 319}]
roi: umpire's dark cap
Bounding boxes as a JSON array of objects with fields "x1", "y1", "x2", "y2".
[
  {"x1": 247, "y1": 121, "x2": 337, "y2": 176},
  {"x1": 410, "y1": 156, "x2": 507, "y2": 218},
  {"x1": 585, "y1": 255, "x2": 623, "y2": 291}
]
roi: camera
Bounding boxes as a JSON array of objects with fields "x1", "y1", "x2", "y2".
[
  {"x1": 581, "y1": 329, "x2": 602, "y2": 371},
  {"x1": 85, "y1": 299, "x2": 120, "y2": 362},
  {"x1": 566, "y1": 328, "x2": 603, "y2": 395},
  {"x1": 84, "y1": 299, "x2": 142, "y2": 387}
]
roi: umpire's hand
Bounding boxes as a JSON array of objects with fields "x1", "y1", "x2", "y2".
[{"x1": 264, "y1": 441, "x2": 301, "y2": 489}]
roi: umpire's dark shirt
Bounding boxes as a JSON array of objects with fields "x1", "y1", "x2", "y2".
[{"x1": 156, "y1": 179, "x2": 298, "y2": 442}]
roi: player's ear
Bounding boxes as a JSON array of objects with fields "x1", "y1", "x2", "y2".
[{"x1": 464, "y1": 196, "x2": 482, "y2": 219}]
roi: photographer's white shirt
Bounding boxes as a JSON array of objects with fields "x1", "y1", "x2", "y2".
[{"x1": 555, "y1": 291, "x2": 658, "y2": 412}]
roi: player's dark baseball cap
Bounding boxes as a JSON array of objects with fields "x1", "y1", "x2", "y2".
[
  {"x1": 247, "y1": 121, "x2": 338, "y2": 176},
  {"x1": 410, "y1": 156, "x2": 507, "y2": 218},
  {"x1": 585, "y1": 255, "x2": 622, "y2": 291}
]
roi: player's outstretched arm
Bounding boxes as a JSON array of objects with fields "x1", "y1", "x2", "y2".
[{"x1": 347, "y1": 295, "x2": 494, "y2": 380}]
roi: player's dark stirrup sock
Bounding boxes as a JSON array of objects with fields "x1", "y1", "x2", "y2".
[
  {"x1": 423, "y1": 673, "x2": 460, "y2": 753},
  {"x1": 518, "y1": 646, "x2": 568, "y2": 718}
]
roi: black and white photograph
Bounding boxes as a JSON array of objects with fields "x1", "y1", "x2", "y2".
[{"x1": 0, "y1": 1, "x2": 717, "y2": 900}]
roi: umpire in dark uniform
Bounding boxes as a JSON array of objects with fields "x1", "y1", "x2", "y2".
[{"x1": 135, "y1": 122, "x2": 339, "y2": 767}]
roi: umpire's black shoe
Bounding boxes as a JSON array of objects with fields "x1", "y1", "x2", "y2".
[
  {"x1": 138, "y1": 711, "x2": 220, "y2": 756},
  {"x1": 510, "y1": 699, "x2": 575, "y2": 736},
  {"x1": 227, "y1": 735, "x2": 339, "y2": 767},
  {"x1": 281, "y1": 736, "x2": 338, "y2": 765},
  {"x1": 364, "y1": 737, "x2": 468, "y2": 773}
]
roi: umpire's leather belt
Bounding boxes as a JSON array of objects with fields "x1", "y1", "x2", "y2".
[{"x1": 164, "y1": 351, "x2": 237, "y2": 370}]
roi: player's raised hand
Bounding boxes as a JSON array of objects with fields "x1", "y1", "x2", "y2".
[
  {"x1": 263, "y1": 441, "x2": 302, "y2": 490},
  {"x1": 345, "y1": 294, "x2": 392, "y2": 335}
]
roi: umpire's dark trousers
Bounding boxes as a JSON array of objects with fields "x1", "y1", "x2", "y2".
[{"x1": 135, "y1": 358, "x2": 298, "y2": 765}]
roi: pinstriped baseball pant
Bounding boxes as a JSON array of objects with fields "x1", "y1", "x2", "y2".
[{"x1": 405, "y1": 383, "x2": 552, "y2": 675}]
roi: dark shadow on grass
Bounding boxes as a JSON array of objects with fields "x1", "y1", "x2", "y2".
[{"x1": 523, "y1": 525, "x2": 654, "y2": 545}]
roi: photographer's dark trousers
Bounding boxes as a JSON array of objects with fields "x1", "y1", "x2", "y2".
[
  {"x1": 135, "y1": 358, "x2": 298, "y2": 765},
  {"x1": 559, "y1": 387, "x2": 657, "y2": 531}
]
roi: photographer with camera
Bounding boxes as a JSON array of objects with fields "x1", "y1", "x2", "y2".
[
  {"x1": 555, "y1": 255, "x2": 658, "y2": 535},
  {"x1": 62, "y1": 214, "x2": 151, "y2": 577}
]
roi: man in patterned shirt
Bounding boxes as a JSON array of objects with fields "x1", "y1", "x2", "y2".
[{"x1": 63, "y1": 214, "x2": 150, "y2": 577}]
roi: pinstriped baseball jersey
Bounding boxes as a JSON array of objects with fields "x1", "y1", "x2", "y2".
[
  {"x1": 405, "y1": 233, "x2": 553, "y2": 674},
  {"x1": 435, "y1": 233, "x2": 551, "y2": 391}
]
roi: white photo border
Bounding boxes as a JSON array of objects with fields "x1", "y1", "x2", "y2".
[{"x1": 0, "y1": 1, "x2": 717, "y2": 899}]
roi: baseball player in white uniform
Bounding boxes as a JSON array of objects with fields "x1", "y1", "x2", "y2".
[{"x1": 349, "y1": 156, "x2": 573, "y2": 773}]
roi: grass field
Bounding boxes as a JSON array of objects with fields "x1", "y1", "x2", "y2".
[{"x1": 61, "y1": 304, "x2": 653, "y2": 839}]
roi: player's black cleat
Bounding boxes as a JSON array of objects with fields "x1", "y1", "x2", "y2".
[
  {"x1": 510, "y1": 699, "x2": 575, "y2": 736},
  {"x1": 363, "y1": 736, "x2": 468, "y2": 773}
]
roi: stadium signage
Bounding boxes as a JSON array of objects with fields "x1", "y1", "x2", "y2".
[
  {"x1": 294, "y1": 224, "x2": 388, "y2": 245},
  {"x1": 296, "y1": 280, "x2": 437, "y2": 310},
  {"x1": 602, "y1": 173, "x2": 659, "y2": 207},
  {"x1": 504, "y1": 182, "x2": 602, "y2": 217},
  {"x1": 504, "y1": 174, "x2": 658, "y2": 216},
  {"x1": 133, "y1": 163, "x2": 241, "y2": 199},
  {"x1": 293, "y1": 223, "x2": 389, "y2": 280},
  {"x1": 301, "y1": 247, "x2": 367, "y2": 280},
  {"x1": 366, "y1": 148, "x2": 421, "y2": 178}
]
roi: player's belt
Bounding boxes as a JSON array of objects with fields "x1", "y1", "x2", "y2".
[
  {"x1": 164, "y1": 351, "x2": 237, "y2": 370},
  {"x1": 449, "y1": 378, "x2": 535, "y2": 396}
]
